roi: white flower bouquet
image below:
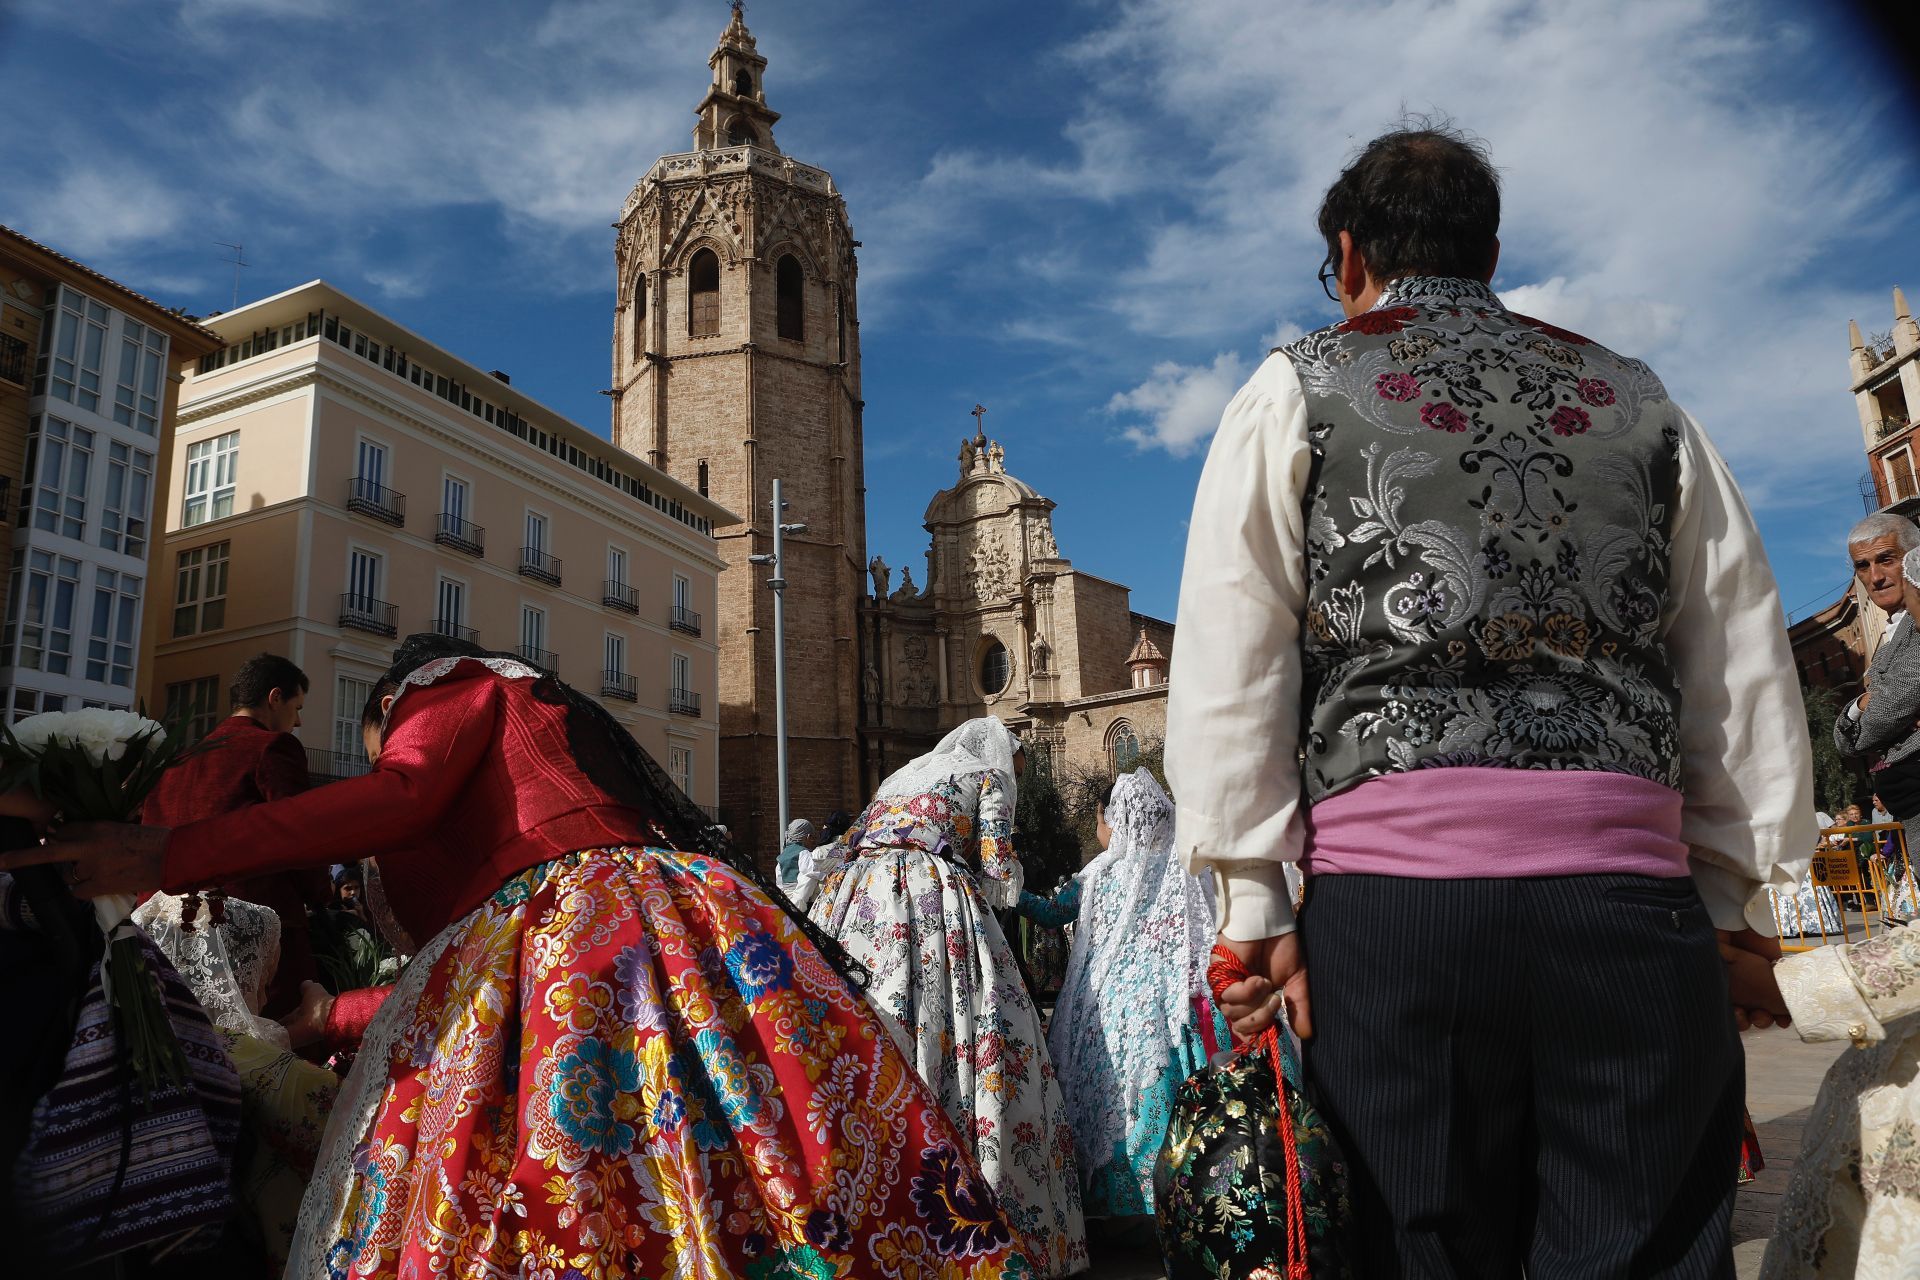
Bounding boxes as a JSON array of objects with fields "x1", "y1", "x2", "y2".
[{"x1": 0, "y1": 708, "x2": 196, "y2": 1099}]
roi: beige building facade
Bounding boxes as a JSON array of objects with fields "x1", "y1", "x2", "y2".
[
  {"x1": 862, "y1": 429, "x2": 1173, "y2": 789},
  {"x1": 148, "y1": 281, "x2": 734, "y2": 811},
  {"x1": 611, "y1": 10, "x2": 866, "y2": 858},
  {"x1": 0, "y1": 226, "x2": 220, "y2": 722}
]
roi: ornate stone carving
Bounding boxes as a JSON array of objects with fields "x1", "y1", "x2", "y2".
[
  {"x1": 958, "y1": 436, "x2": 977, "y2": 475},
  {"x1": 862, "y1": 662, "x2": 881, "y2": 705},
  {"x1": 1027, "y1": 516, "x2": 1060, "y2": 561},
  {"x1": 987, "y1": 441, "x2": 1005, "y2": 474},
  {"x1": 965, "y1": 535, "x2": 1014, "y2": 599},
  {"x1": 891, "y1": 566, "x2": 920, "y2": 601},
  {"x1": 904, "y1": 636, "x2": 929, "y2": 661},
  {"x1": 868, "y1": 555, "x2": 890, "y2": 599}
]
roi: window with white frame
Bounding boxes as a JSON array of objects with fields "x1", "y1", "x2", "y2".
[
  {"x1": 348, "y1": 548, "x2": 382, "y2": 609},
  {"x1": 604, "y1": 631, "x2": 627, "y2": 676},
  {"x1": 99, "y1": 441, "x2": 154, "y2": 556},
  {"x1": 436, "y1": 576, "x2": 467, "y2": 633},
  {"x1": 47, "y1": 289, "x2": 109, "y2": 411},
  {"x1": 671, "y1": 651, "x2": 691, "y2": 693},
  {"x1": 163, "y1": 676, "x2": 221, "y2": 743},
  {"x1": 668, "y1": 744, "x2": 693, "y2": 797},
  {"x1": 525, "y1": 509, "x2": 548, "y2": 554},
  {"x1": 183, "y1": 431, "x2": 239, "y2": 527},
  {"x1": 521, "y1": 604, "x2": 548, "y2": 657},
  {"x1": 333, "y1": 673, "x2": 374, "y2": 774},
  {"x1": 356, "y1": 438, "x2": 388, "y2": 489},
  {"x1": 112, "y1": 320, "x2": 167, "y2": 436},
  {"x1": 674, "y1": 573, "x2": 691, "y2": 612},
  {"x1": 32, "y1": 416, "x2": 93, "y2": 540},
  {"x1": 173, "y1": 542, "x2": 229, "y2": 637},
  {"x1": 607, "y1": 544, "x2": 628, "y2": 586},
  {"x1": 11, "y1": 550, "x2": 81, "y2": 675},
  {"x1": 86, "y1": 568, "x2": 140, "y2": 687},
  {"x1": 443, "y1": 473, "x2": 469, "y2": 526}
]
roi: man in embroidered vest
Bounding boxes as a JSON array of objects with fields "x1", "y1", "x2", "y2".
[
  {"x1": 1166, "y1": 127, "x2": 1814, "y2": 1274},
  {"x1": 144, "y1": 652, "x2": 322, "y2": 1018}
]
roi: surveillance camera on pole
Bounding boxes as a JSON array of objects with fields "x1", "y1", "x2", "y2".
[{"x1": 754, "y1": 479, "x2": 807, "y2": 849}]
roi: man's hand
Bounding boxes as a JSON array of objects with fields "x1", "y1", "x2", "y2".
[
  {"x1": 0, "y1": 821, "x2": 170, "y2": 897},
  {"x1": 1216, "y1": 931, "x2": 1311, "y2": 1041},
  {"x1": 1718, "y1": 927, "x2": 1790, "y2": 1031}
]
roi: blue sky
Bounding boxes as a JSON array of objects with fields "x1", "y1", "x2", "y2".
[{"x1": 2, "y1": 0, "x2": 1915, "y2": 624}]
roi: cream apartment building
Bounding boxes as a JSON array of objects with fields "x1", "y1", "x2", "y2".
[{"x1": 146, "y1": 281, "x2": 734, "y2": 811}]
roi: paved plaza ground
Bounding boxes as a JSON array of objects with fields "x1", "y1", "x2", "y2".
[{"x1": 1079, "y1": 1025, "x2": 1852, "y2": 1279}]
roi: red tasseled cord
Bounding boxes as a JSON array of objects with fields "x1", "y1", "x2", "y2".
[{"x1": 1208, "y1": 944, "x2": 1310, "y2": 1280}]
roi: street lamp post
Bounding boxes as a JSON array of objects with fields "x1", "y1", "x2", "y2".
[{"x1": 748, "y1": 478, "x2": 807, "y2": 850}]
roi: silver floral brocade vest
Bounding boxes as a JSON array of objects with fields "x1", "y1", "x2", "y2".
[{"x1": 1284, "y1": 276, "x2": 1683, "y2": 804}]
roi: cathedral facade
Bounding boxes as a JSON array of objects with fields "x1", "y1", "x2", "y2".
[
  {"x1": 614, "y1": 12, "x2": 1169, "y2": 859},
  {"x1": 860, "y1": 429, "x2": 1173, "y2": 794}
]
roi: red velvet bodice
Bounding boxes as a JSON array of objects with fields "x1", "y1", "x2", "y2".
[{"x1": 162, "y1": 661, "x2": 678, "y2": 943}]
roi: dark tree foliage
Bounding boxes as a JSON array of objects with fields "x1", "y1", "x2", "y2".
[
  {"x1": 1013, "y1": 766, "x2": 1082, "y2": 895},
  {"x1": 1803, "y1": 684, "x2": 1872, "y2": 814}
]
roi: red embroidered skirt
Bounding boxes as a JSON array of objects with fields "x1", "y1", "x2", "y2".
[{"x1": 298, "y1": 847, "x2": 1031, "y2": 1280}]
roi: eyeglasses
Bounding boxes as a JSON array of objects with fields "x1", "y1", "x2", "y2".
[{"x1": 1317, "y1": 252, "x2": 1340, "y2": 302}]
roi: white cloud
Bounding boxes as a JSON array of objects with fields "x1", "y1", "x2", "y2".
[
  {"x1": 0, "y1": 165, "x2": 189, "y2": 260},
  {"x1": 1108, "y1": 352, "x2": 1249, "y2": 455}
]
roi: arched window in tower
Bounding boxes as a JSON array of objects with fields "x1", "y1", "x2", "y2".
[
  {"x1": 733, "y1": 69, "x2": 754, "y2": 96},
  {"x1": 688, "y1": 249, "x2": 720, "y2": 338},
  {"x1": 726, "y1": 116, "x2": 758, "y2": 147},
  {"x1": 631, "y1": 276, "x2": 648, "y2": 358},
  {"x1": 776, "y1": 255, "x2": 804, "y2": 342},
  {"x1": 1108, "y1": 720, "x2": 1140, "y2": 776},
  {"x1": 697, "y1": 460, "x2": 709, "y2": 497}
]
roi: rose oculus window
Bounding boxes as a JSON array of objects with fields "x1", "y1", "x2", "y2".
[{"x1": 979, "y1": 640, "x2": 1011, "y2": 697}]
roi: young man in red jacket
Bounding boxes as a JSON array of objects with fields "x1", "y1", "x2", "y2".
[{"x1": 143, "y1": 652, "x2": 321, "y2": 1017}]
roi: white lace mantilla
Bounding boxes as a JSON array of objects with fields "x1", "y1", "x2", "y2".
[
  {"x1": 133, "y1": 892, "x2": 288, "y2": 1047},
  {"x1": 383, "y1": 654, "x2": 544, "y2": 727}
]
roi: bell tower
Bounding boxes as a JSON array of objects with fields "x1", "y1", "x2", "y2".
[{"x1": 611, "y1": 6, "x2": 866, "y2": 865}]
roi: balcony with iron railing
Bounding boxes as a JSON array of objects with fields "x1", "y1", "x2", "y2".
[
  {"x1": 602, "y1": 669, "x2": 638, "y2": 702},
  {"x1": 1873, "y1": 416, "x2": 1913, "y2": 443},
  {"x1": 339, "y1": 592, "x2": 398, "y2": 637},
  {"x1": 519, "y1": 545, "x2": 562, "y2": 586},
  {"x1": 602, "y1": 578, "x2": 638, "y2": 613},
  {"x1": 435, "y1": 512, "x2": 485, "y2": 556},
  {"x1": 518, "y1": 644, "x2": 558, "y2": 672},
  {"x1": 670, "y1": 604, "x2": 703, "y2": 636},
  {"x1": 346, "y1": 477, "x2": 406, "y2": 526},
  {"x1": 669, "y1": 686, "x2": 701, "y2": 716},
  {"x1": 431, "y1": 617, "x2": 478, "y2": 643},
  {"x1": 306, "y1": 747, "x2": 374, "y2": 783}
]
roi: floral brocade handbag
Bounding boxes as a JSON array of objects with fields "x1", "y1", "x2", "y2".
[{"x1": 1153, "y1": 947, "x2": 1356, "y2": 1280}]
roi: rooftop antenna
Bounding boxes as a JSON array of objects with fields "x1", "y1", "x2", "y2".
[{"x1": 214, "y1": 241, "x2": 248, "y2": 310}]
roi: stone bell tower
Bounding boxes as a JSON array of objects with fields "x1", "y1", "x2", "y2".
[{"x1": 611, "y1": 5, "x2": 866, "y2": 864}]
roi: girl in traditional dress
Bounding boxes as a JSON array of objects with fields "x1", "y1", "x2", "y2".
[
  {"x1": 23, "y1": 636, "x2": 1029, "y2": 1280},
  {"x1": 1018, "y1": 771, "x2": 1226, "y2": 1219},
  {"x1": 802, "y1": 718, "x2": 1088, "y2": 1276}
]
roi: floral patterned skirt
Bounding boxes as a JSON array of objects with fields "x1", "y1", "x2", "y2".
[
  {"x1": 810, "y1": 847, "x2": 1088, "y2": 1277},
  {"x1": 289, "y1": 847, "x2": 1030, "y2": 1280}
]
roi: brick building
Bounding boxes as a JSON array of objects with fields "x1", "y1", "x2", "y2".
[
  {"x1": 0, "y1": 227, "x2": 220, "y2": 720},
  {"x1": 611, "y1": 9, "x2": 865, "y2": 858}
]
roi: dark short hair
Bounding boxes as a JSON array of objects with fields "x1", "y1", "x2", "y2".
[
  {"x1": 1317, "y1": 124, "x2": 1501, "y2": 285},
  {"x1": 1097, "y1": 780, "x2": 1117, "y2": 814},
  {"x1": 821, "y1": 809, "x2": 854, "y2": 842},
  {"x1": 360, "y1": 675, "x2": 401, "y2": 730},
  {"x1": 230, "y1": 653, "x2": 308, "y2": 710}
]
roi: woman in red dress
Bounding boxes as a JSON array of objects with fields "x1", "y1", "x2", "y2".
[{"x1": 20, "y1": 636, "x2": 1031, "y2": 1280}]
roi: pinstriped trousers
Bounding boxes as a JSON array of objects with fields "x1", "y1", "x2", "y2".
[{"x1": 1298, "y1": 874, "x2": 1743, "y2": 1279}]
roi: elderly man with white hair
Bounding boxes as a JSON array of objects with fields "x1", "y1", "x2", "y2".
[{"x1": 1837, "y1": 522, "x2": 1920, "y2": 860}]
